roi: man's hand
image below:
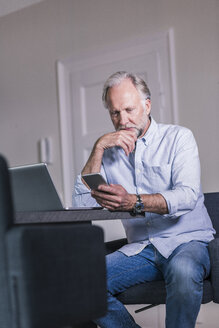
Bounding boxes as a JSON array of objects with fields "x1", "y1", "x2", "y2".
[
  {"x1": 81, "y1": 129, "x2": 137, "y2": 176},
  {"x1": 96, "y1": 130, "x2": 137, "y2": 156},
  {"x1": 91, "y1": 184, "x2": 136, "y2": 211},
  {"x1": 91, "y1": 184, "x2": 168, "y2": 214}
]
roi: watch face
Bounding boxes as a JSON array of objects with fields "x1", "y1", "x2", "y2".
[
  {"x1": 134, "y1": 202, "x2": 144, "y2": 213},
  {"x1": 132, "y1": 195, "x2": 144, "y2": 214}
]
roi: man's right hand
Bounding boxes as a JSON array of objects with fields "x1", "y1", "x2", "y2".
[
  {"x1": 96, "y1": 130, "x2": 137, "y2": 156},
  {"x1": 81, "y1": 129, "x2": 137, "y2": 177}
]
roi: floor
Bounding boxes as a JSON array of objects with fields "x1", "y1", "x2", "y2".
[{"x1": 125, "y1": 302, "x2": 219, "y2": 328}]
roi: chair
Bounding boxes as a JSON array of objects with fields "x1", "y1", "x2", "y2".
[
  {"x1": 0, "y1": 154, "x2": 107, "y2": 328},
  {"x1": 105, "y1": 192, "x2": 219, "y2": 313}
]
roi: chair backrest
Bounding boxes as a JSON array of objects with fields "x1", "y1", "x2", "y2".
[
  {"x1": 0, "y1": 155, "x2": 13, "y2": 327},
  {"x1": 204, "y1": 192, "x2": 219, "y2": 236},
  {"x1": 6, "y1": 224, "x2": 106, "y2": 328}
]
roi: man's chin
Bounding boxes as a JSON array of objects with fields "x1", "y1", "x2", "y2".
[
  {"x1": 129, "y1": 127, "x2": 142, "y2": 138},
  {"x1": 136, "y1": 129, "x2": 143, "y2": 138}
]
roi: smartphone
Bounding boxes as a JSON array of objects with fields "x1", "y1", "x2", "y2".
[{"x1": 82, "y1": 173, "x2": 108, "y2": 190}]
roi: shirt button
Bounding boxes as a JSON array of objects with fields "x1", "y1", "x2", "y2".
[
  {"x1": 136, "y1": 169, "x2": 141, "y2": 174},
  {"x1": 150, "y1": 237, "x2": 154, "y2": 242},
  {"x1": 138, "y1": 187, "x2": 143, "y2": 192}
]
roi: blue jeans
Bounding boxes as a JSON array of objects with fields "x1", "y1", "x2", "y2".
[{"x1": 95, "y1": 241, "x2": 210, "y2": 328}]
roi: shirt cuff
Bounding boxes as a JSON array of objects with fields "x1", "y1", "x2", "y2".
[
  {"x1": 159, "y1": 190, "x2": 190, "y2": 219},
  {"x1": 74, "y1": 174, "x2": 90, "y2": 195},
  {"x1": 160, "y1": 190, "x2": 178, "y2": 215}
]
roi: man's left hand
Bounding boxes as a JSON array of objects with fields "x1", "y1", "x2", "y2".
[{"x1": 91, "y1": 184, "x2": 135, "y2": 211}]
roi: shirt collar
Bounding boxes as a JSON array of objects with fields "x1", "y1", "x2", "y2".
[{"x1": 140, "y1": 117, "x2": 158, "y2": 146}]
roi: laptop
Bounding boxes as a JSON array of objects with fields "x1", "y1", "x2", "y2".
[{"x1": 9, "y1": 163, "x2": 99, "y2": 212}]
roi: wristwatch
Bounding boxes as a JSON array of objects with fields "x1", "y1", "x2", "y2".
[{"x1": 132, "y1": 194, "x2": 144, "y2": 215}]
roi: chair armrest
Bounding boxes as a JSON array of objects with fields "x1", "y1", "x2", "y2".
[
  {"x1": 208, "y1": 237, "x2": 219, "y2": 303},
  {"x1": 105, "y1": 238, "x2": 127, "y2": 254}
]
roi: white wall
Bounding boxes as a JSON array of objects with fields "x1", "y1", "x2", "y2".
[{"x1": 0, "y1": 0, "x2": 218, "y2": 197}]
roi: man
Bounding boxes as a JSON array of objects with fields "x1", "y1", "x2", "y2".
[{"x1": 74, "y1": 71, "x2": 215, "y2": 328}]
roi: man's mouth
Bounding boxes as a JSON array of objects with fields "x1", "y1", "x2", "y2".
[
  {"x1": 119, "y1": 126, "x2": 138, "y2": 131},
  {"x1": 124, "y1": 127, "x2": 134, "y2": 131},
  {"x1": 118, "y1": 126, "x2": 136, "y2": 131}
]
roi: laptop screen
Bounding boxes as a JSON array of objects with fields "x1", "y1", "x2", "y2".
[{"x1": 9, "y1": 163, "x2": 63, "y2": 212}]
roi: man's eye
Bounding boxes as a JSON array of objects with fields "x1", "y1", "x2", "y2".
[
  {"x1": 111, "y1": 112, "x2": 119, "y2": 117},
  {"x1": 126, "y1": 108, "x2": 134, "y2": 113}
]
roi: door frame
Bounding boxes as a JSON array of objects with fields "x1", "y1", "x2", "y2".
[{"x1": 57, "y1": 29, "x2": 178, "y2": 207}]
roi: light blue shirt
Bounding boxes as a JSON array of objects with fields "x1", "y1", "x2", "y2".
[{"x1": 74, "y1": 118, "x2": 215, "y2": 258}]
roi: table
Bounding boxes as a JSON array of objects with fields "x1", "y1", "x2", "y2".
[{"x1": 15, "y1": 208, "x2": 144, "y2": 224}]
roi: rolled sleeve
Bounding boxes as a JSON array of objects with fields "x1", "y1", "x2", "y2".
[
  {"x1": 160, "y1": 188, "x2": 198, "y2": 218},
  {"x1": 73, "y1": 174, "x2": 98, "y2": 207},
  {"x1": 73, "y1": 166, "x2": 108, "y2": 207},
  {"x1": 160, "y1": 189, "x2": 180, "y2": 217}
]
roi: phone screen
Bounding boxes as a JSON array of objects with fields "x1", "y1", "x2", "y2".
[{"x1": 82, "y1": 173, "x2": 108, "y2": 190}]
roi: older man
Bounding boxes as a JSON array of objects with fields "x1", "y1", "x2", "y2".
[{"x1": 74, "y1": 71, "x2": 215, "y2": 328}]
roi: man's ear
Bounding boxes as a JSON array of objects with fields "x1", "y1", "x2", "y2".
[{"x1": 145, "y1": 98, "x2": 151, "y2": 115}]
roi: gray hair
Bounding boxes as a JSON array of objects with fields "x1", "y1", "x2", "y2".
[{"x1": 102, "y1": 71, "x2": 151, "y2": 109}]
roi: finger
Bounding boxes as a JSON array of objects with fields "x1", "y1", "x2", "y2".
[
  {"x1": 97, "y1": 184, "x2": 125, "y2": 197},
  {"x1": 119, "y1": 130, "x2": 138, "y2": 145},
  {"x1": 96, "y1": 198, "x2": 120, "y2": 210},
  {"x1": 119, "y1": 129, "x2": 137, "y2": 138},
  {"x1": 113, "y1": 133, "x2": 132, "y2": 152},
  {"x1": 92, "y1": 188, "x2": 122, "y2": 207},
  {"x1": 94, "y1": 181, "x2": 124, "y2": 193},
  {"x1": 119, "y1": 140, "x2": 130, "y2": 156},
  {"x1": 117, "y1": 138, "x2": 134, "y2": 156},
  {"x1": 91, "y1": 193, "x2": 108, "y2": 208},
  {"x1": 119, "y1": 135, "x2": 136, "y2": 154},
  {"x1": 100, "y1": 131, "x2": 136, "y2": 155},
  {"x1": 92, "y1": 192, "x2": 119, "y2": 204}
]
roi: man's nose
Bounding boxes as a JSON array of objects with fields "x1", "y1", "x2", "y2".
[{"x1": 119, "y1": 112, "x2": 128, "y2": 126}]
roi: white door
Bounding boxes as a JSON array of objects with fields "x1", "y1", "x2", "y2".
[{"x1": 57, "y1": 31, "x2": 177, "y2": 241}]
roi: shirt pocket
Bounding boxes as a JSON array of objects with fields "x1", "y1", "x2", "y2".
[{"x1": 142, "y1": 163, "x2": 172, "y2": 193}]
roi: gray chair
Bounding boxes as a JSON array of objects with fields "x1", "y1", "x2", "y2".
[
  {"x1": 0, "y1": 154, "x2": 107, "y2": 328},
  {"x1": 106, "y1": 192, "x2": 219, "y2": 313}
]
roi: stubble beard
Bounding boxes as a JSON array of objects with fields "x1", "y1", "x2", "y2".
[{"x1": 117, "y1": 115, "x2": 149, "y2": 139}]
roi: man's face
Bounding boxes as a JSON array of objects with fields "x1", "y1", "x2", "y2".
[{"x1": 107, "y1": 79, "x2": 151, "y2": 138}]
